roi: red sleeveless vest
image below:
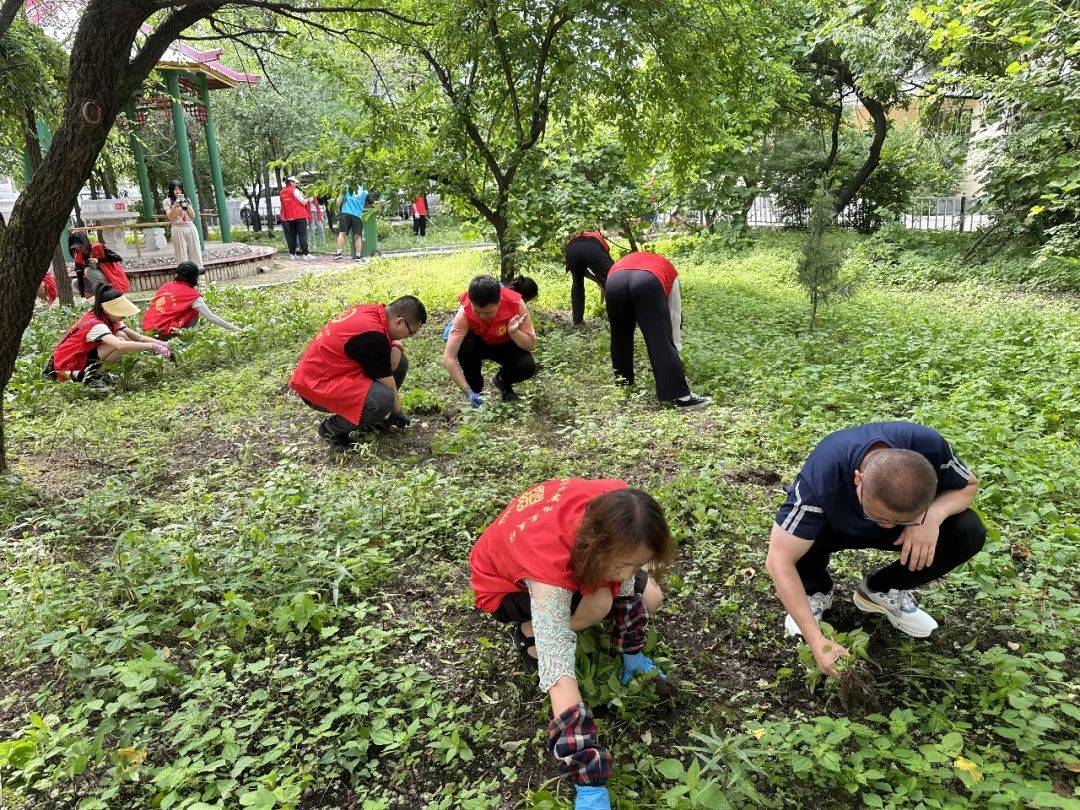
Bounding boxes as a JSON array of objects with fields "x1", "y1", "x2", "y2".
[
  {"x1": 51, "y1": 311, "x2": 121, "y2": 375},
  {"x1": 609, "y1": 251, "x2": 678, "y2": 297},
  {"x1": 568, "y1": 230, "x2": 610, "y2": 254},
  {"x1": 41, "y1": 270, "x2": 57, "y2": 303},
  {"x1": 290, "y1": 304, "x2": 390, "y2": 423},
  {"x1": 75, "y1": 243, "x2": 130, "y2": 295},
  {"x1": 460, "y1": 286, "x2": 522, "y2": 345},
  {"x1": 142, "y1": 280, "x2": 202, "y2": 336},
  {"x1": 280, "y1": 185, "x2": 309, "y2": 222},
  {"x1": 469, "y1": 478, "x2": 628, "y2": 612}
]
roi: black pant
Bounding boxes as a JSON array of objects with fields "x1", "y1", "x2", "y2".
[
  {"x1": 413, "y1": 215, "x2": 427, "y2": 236},
  {"x1": 282, "y1": 218, "x2": 309, "y2": 256},
  {"x1": 796, "y1": 508, "x2": 987, "y2": 594},
  {"x1": 565, "y1": 239, "x2": 613, "y2": 324},
  {"x1": 457, "y1": 332, "x2": 536, "y2": 393},
  {"x1": 606, "y1": 269, "x2": 690, "y2": 401}
]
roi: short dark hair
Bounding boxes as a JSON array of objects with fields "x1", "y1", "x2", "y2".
[
  {"x1": 572, "y1": 488, "x2": 675, "y2": 590},
  {"x1": 92, "y1": 285, "x2": 122, "y2": 321},
  {"x1": 467, "y1": 275, "x2": 502, "y2": 308},
  {"x1": 175, "y1": 261, "x2": 202, "y2": 286},
  {"x1": 387, "y1": 295, "x2": 427, "y2": 326},
  {"x1": 507, "y1": 276, "x2": 538, "y2": 302},
  {"x1": 862, "y1": 449, "x2": 938, "y2": 515}
]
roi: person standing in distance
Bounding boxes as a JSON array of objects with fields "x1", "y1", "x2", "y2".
[
  {"x1": 279, "y1": 176, "x2": 312, "y2": 261},
  {"x1": 332, "y1": 184, "x2": 368, "y2": 261},
  {"x1": 765, "y1": 421, "x2": 984, "y2": 676},
  {"x1": 164, "y1": 180, "x2": 204, "y2": 269}
]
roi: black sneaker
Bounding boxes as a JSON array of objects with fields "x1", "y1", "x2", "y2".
[
  {"x1": 493, "y1": 372, "x2": 519, "y2": 402},
  {"x1": 673, "y1": 393, "x2": 711, "y2": 411},
  {"x1": 317, "y1": 422, "x2": 354, "y2": 448}
]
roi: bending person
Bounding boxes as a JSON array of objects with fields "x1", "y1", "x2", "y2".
[
  {"x1": 142, "y1": 262, "x2": 239, "y2": 338},
  {"x1": 37, "y1": 269, "x2": 58, "y2": 307},
  {"x1": 765, "y1": 421, "x2": 984, "y2": 677},
  {"x1": 290, "y1": 295, "x2": 427, "y2": 447},
  {"x1": 443, "y1": 274, "x2": 537, "y2": 406},
  {"x1": 470, "y1": 479, "x2": 673, "y2": 810},
  {"x1": 564, "y1": 230, "x2": 613, "y2": 325},
  {"x1": 44, "y1": 286, "x2": 171, "y2": 387},
  {"x1": 606, "y1": 251, "x2": 709, "y2": 410}
]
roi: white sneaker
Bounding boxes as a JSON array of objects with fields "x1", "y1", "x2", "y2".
[
  {"x1": 853, "y1": 578, "x2": 939, "y2": 638},
  {"x1": 784, "y1": 589, "x2": 834, "y2": 637},
  {"x1": 302, "y1": 254, "x2": 313, "y2": 261}
]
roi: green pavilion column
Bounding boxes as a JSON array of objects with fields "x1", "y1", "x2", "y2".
[
  {"x1": 165, "y1": 70, "x2": 204, "y2": 248},
  {"x1": 198, "y1": 74, "x2": 231, "y2": 243},
  {"x1": 124, "y1": 105, "x2": 155, "y2": 221}
]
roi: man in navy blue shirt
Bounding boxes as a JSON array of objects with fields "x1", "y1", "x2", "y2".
[{"x1": 765, "y1": 422, "x2": 984, "y2": 676}]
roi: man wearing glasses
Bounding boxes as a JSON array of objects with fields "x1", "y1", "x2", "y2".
[
  {"x1": 290, "y1": 296, "x2": 427, "y2": 447},
  {"x1": 765, "y1": 421, "x2": 983, "y2": 676}
]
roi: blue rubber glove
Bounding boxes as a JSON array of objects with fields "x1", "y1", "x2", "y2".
[
  {"x1": 442, "y1": 321, "x2": 453, "y2": 341},
  {"x1": 575, "y1": 785, "x2": 611, "y2": 810},
  {"x1": 466, "y1": 389, "x2": 483, "y2": 409},
  {"x1": 621, "y1": 651, "x2": 664, "y2": 685}
]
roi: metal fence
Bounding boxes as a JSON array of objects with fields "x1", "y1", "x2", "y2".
[{"x1": 743, "y1": 195, "x2": 988, "y2": 232}]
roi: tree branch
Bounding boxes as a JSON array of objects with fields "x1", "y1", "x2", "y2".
[
  {"x1": 482, "y1": 0, "x2": 523, "y2": 142},
  {"x1": 0, "y1": 0, "x2": 22, "y2": 41}
]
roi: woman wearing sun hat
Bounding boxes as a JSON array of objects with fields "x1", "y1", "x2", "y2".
[{"x1": 44, "y1": 285, "x2": 171, "y2": 387}]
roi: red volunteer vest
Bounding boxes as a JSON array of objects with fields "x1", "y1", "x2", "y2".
[
  {"x1": 75, "y1": 243, "x2": 130, "y2": 295},
  {"x1": 413, "y1": 196, "x2": 428, "y2": 216},
  {"x1": 290, "y1": 304, "x2": 391, "y2": 423},
  {"x1": 141, "y1": 280, "x2": 202, "y2": 336},
  {"x1": 567, "y1": 230, "x2": 610, "y2": 254},
  {"x1": 51, "y1": 311, "x2": 121, "y2": 374},
  {"x1": 280, "y1": 186, "x2": 309, "y2": 222},
  {"x1": 41, "y1": 270, "x2": 58, "y2": 303},
  {"x1": 470, "y1": 479, "x2": 628, "y2": 612},
  {"x1": 460, "y1": 286, "x2": 522, "y2": 345},
  {"x1": 609, "y1": 251, "x2": 678, "y2": 297}
]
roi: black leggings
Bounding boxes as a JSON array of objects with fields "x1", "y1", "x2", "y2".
[
  {"x1": 606, "y1": 269, "x2": 690, "y2": 401},
  {"x1": 565, "y1": 238, "x2": 613, "y2": 324},
  {"x1": 796, "y1": 508, "x2": 987, "y2": 594},
  {"x1": 456, "y1": 332, "x2": 536, "y2": 393},
  {"x1": 282, "y1": 218, "x2": 309, "y2": 256},
  {"x1": 413, "y1": 215, "x2": 427, "y2": 236}
]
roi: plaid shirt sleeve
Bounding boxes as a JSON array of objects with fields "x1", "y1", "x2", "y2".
[
  {"x1": 547, "y1": 702, "x2": 612, "y2": 786},
  {"x1": 610, "y1": 593, "x2": 649, "y2": 654}
]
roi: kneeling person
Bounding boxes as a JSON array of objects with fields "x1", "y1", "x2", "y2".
[
  {"x1": 444, "y1": 274, "x2": 537, "y2": 405},
  {"x1": 291, "y1": 295, "x2": 427, "y2": 447},
  {"x1": 142, "y1": 262, "x2": 239, "y2": 338},
  {"x1": 765, "y1": 421, "x2": 984, "y2": 676}
]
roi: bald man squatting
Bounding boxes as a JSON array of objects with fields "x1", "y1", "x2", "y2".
[{"x1": 765, "y1": 422, "x2": 984, "y2": 676}]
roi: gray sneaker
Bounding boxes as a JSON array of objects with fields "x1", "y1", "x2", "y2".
[
  {"x1": 785, "y1": 589, "x2": 834, "y2": 637},
  {"x1": 854, "y1": 578, "x2": 939, "y2": 638}
]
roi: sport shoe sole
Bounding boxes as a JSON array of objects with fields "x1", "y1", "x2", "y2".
[
  {"x1": 784, "y1": 591, "x2": 834, "y2": 637},
  {"x1": 853, "y1": 590, "x2": 938, "y2": 638}
]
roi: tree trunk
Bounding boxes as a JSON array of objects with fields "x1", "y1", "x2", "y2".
[
  {"x1": 262, "y1": 163, "x2": 275, "y2": 234},
  {"x1": 834, "y1": 94, "x2": 888, "y2": 216},
  {"x1": 492, "y1": 216, "x2": 519, "y2": 282}
]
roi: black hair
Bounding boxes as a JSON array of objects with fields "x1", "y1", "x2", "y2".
[
  {"x1": 92, "y1": 285, "x2": 123, "y2": 322},
  {"x1": 506, "y1": 275, "x2": 538, "y2": 303},
  {"x1": 175, "y1": 261, "x2": 201, "y2": 286},
  {"x1": 862, "y1": 449, "x2": 939, "y2": 515},
  {"x1": 467, "y1": 275, "x2": 502, "y2": 308},
  {"x1": 168, "y1": 180, "x2": 183, "y2": 201},
  {"x1": 68, "y1": 232, "x2": 92, "y2": 295},
  {"x1": 387, "y1": 295, "x2": 428, "y2": 327}
]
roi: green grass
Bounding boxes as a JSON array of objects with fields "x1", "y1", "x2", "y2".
[{"x1": 2, "y1": 234, "x2": 1078, "y2": 808}]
